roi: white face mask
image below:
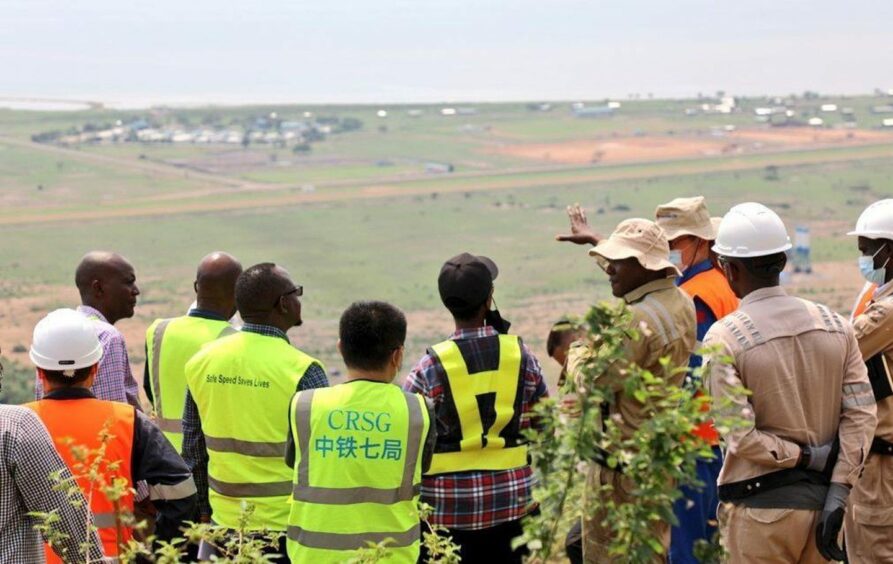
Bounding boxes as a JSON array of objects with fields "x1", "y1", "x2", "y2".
[{"x1": 669, "y1": 250, "x2": 684, "y2": 269}]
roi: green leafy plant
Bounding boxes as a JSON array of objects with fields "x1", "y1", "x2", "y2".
[{"x1": 516, "y1": 301, "x2": 740, "y2": 562}]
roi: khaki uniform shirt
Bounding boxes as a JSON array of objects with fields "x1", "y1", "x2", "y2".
[
  {"x1": 568, "y1": 277, "x2": 696, "y2": 438},
  {"x1": 704, "y1": 287, "x2": 877, "y2": 488},
  {"x1": 852, "y1": 281, "x2": 893, "y2": 443}
]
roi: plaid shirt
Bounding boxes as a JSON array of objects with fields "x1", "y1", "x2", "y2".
[
  {"x1": 0, "y1": 405, "x2": 105, "y2": 563},
  {"x1": 403, "y1": 326, "x2": 548, "y2": 530},
  {"x1": 34, "y1": 305, "x2": 142, "y2": 409},
  {"x1": 182, "y1": 323, "x2": 328, "y2": 517}
]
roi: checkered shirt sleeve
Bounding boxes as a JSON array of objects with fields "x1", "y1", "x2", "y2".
[{"x1": 0, "y1": 405, "x2": 105, "y2": 562}]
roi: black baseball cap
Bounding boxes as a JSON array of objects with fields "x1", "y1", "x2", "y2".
[{"x1": 438, "y1": 253, "x2": 499, "y2": 311}]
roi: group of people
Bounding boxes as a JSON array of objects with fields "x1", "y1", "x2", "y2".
[{"x1": 0, "y1": 195, "x2": 891, "y2": 564}]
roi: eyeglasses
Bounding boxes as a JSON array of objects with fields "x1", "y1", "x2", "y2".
[{"x1": 273, "y1": 286, "x2": 303, "y2": 308}]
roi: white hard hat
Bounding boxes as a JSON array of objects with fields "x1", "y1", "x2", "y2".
[
  {"x1": 30, "y1": 309, "x2": 103, "y2": 372},
  {"x1": 848, "y1": 199, "x2": 893, "y2": 240},
  {"x1": 712, "y1": 202, "x2": 792, "y2": 258}
]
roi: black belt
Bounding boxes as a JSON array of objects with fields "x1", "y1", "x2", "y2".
[
  {"x1": 718, "y1": 468, "x2": 829, "y2": 502},
  {"x1": 592, "y1": 447, "x2": 626, "y2": 474},
  {"x1": 871, "y1": 437, "x2": 893, "y2": 456}
]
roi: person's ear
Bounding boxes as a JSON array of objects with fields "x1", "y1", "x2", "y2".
[
  {"x1": 193, "y1": 281, "x2": 199, "y2": 294},
  {"x1": 91, "y1": 279, "x2": 103, "y2": 297},
  {"x1": 336, "y1": 339, "x2": 343, "y2": 357}
]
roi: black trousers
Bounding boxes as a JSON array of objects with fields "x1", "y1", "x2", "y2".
[{"x1": 418, "y1": 515, "x2": 533, "y2": 564}]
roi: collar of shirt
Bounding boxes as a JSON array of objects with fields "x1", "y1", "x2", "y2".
[
  {"x1": 449, "y1": 325, "x2": 499, "y2": 341},
  {"x1": 623, "y1": 276, "x2": 676, "y2": 304},
  {"x1": 741, "y1": 285, "x2": 788, "y2": 306},
  {"x1": 43, "y1": 387, "x2": 96, "y2": 400},
  {"x1": 676, "y1": 259, "x2": 715, "y2": 286},
  {"x1": 188, "y1": 308, "x2": 228, "y2": 321},
  {"x1": 873, "y1": 279, "x2": 893, "y2": 302},
  {"x1": 76, "y1": 304, "x2": 107, "y2": 323},
  {"x1": 241, "y1": 322, "x2": 290, "y2": 343}
]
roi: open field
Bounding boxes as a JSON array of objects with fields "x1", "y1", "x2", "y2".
[{"x1": 2, "y1": 94, "x2": 893, "y2": 402}]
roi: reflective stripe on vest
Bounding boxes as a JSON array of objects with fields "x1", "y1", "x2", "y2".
[
  {"x1": 184, "y1": 330, "x2": 323, "y2": 530},
  {"x1": 292, "y1": 388, "x2": 424, "y2": 505},
  {"x1": 286, "y1": 381, "x2": 429, "y2": 561},
  {"x1": 147, "y1": 316, "x2": 235, "y2": 452},
  {"x1": 287, "y1": 523, "x2": 421, "y2": 551},
  {"x1": 428, "y1": 334, "x2": 527, "y2": 474},
  {"x1": 25, "y1": 398, "x2": 136, "y2": 561}
]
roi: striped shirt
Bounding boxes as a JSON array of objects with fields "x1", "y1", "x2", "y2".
[{"x1": 403, "y1": 326, "x2": 548, "y2": 530}]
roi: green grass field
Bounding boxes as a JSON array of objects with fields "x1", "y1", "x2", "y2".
[{"x1": 1, "y1": 94, "x2": 891, "y2": 402}]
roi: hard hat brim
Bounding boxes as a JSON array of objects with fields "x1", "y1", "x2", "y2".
[{"x1": 711, "y1": 241, "x2": 793, "y2": 259}]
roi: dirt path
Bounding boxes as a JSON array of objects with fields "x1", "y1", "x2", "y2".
[{"x1": 1, "y1": 142, "x2": 892, "y2": 227}]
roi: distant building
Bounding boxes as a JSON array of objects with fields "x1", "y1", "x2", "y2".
[
  {"x1": 425, "y1": 162, "x2": 454, "y2": 173},
  {"x1": 573, "y1": 105, "x2": 614, "y2": 118}
]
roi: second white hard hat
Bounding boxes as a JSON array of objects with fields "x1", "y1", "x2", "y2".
[
  {"x1": 848, "y1": 199, "x2": 893, "y2": 240},
  {"x1": 30, "y1": 309, "x2": 103, "y2": 373},
  {"x1": 712, "y1": 202, "x2": 792, "y2": 258}
]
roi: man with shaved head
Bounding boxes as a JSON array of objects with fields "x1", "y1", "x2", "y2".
[
  {"x1": 35, "y1": 251, "x2": 142, "y2": 408},
  {"x1": 144, "y1": 252, "x2": 243, "y2": 454},
  {"x1": 182, "y1": 262, "x2": 328, "y2": 561}
]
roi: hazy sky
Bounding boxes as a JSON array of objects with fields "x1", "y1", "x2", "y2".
[{"x1": 3, "y1": 0, "x2": 893, "y2": 105}]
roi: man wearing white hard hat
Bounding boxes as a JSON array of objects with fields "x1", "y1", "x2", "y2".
[
  {"x1": 24, "y1": 309, "x2": 197, "y2": 562},
  {"x1": 565, "y1": 218, "x2": 696, "y2": 563},
  {"x1": 845, "y1": 199, "x2": 893, "y2": 562},
  {"x1": 655, "y1": 196, "x2": 739, "y2": 564},
  {"x1": 704, "y1": 203, "x2": 876, "y2": 562}
]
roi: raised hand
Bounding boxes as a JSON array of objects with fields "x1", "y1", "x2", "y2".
[{"x1": 556, "y1": 203, "x2": 601, "y2": 246}]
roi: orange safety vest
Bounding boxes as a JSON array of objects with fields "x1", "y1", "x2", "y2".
[
  {"x1": 852, "y1": 282, "x2": 878, "y2": 320},
  {"x1": 680, "y1": 267, "x2": 739, "y2": 445},
  {"x1": 25, "y1": 397, "x2": 136, "y2": 562}
]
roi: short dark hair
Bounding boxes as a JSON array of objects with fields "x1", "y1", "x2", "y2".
[
  {"x1": 445, "y1": 298, "x2": 488, "y2": 322},
  {"x1": 546, "y1": 319, "x2": 579, "y2": 357},
  {"x1": 737, "y1": 252, "x2": 787, "y2": 280},
  {"x1": 236, "y1": 262, "x2": 284, "y2": 314},
  {"x1": 38, "y1": 366, "x2": 93, "y2": 387},
  {"x1": 339, "y1": 301, "x2": 407, "y2": 371}
]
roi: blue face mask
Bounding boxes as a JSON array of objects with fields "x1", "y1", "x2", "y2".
[
  {"x1": 668, "y1": 250, "x2": 684, "y2": 269},
  {"x1": 859, "y1": 245, "x2": 889, "y2": 285}
]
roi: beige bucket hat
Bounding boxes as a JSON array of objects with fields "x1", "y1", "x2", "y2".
[
  {"x1": 655, "y1": 196, "x2": 719, "y2": 241},
  {"x1": 588, "y1": 218, "x2": 681, "y2": 276}
]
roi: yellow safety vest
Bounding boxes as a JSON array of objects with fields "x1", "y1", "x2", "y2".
[
  {"x1": 184, "y1": 330, "x2": 323, "y2": 530},
  {"x1": 145, "y1": 315, "x2": 234, "y2": 453},
  {"x1": 287, "y1": 381, "x2": 429, "y2": 563},
  {"x1": 427, "y1": 334, "x2": 527, "y2": 475}
]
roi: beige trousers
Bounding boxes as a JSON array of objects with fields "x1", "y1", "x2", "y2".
[
  {"x1": 845, "y1": 453, "x2": 893, "y2": 563},
  {"x1": 717, "y1": 502, "x2": 824, "y2": 563},
  {"x1": 582, "y1": 463, "x2": 669, "y2": 564}
]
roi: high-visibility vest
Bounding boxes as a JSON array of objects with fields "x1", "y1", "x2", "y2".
[
  {"x1": 852, "y1": 281, "x2": 878, "y2": 321},
  {"x1": 25, "y1": 397, "x2": 135, "y2": 562},
  {"x1": 286, "y1": 381, "x2": 430, "y2": 563},
  {"x1": 184, "y1": 330, "x2": 323, "y2": 530},
  {"x1": 145, "y1": 315, "x2": 235, "y2": 453},
  {"x1": 680, "y1": 267, "x2": 739, "y2": 446},
  {"x1": 427, "y1": 334, "x2": 528, "y2": 474},
  {"x1": 679, "y1": 267, "x2": 739, "y2": 328}
]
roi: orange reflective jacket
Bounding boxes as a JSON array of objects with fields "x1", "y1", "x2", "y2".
[
  {"x1": 680, "y1": 267, "x2": 739, "y2": 445},
  {"x1": 26, "y1": 397, "x2": 135, "y2": 562}
]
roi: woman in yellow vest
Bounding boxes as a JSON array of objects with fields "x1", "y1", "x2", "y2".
[
  {"x1": 25, "y1": 309, "x2": 197, "y2": 562},
  {"x1": 286, "y1": 301, "x2": 433, "y2": 563}
]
